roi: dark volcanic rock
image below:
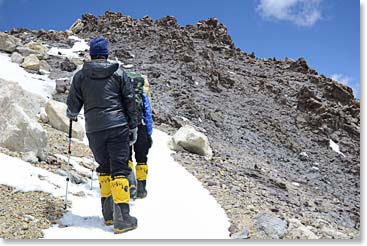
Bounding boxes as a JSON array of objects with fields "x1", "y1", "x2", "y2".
[
  {"x1": 325, "y1": 81, "x2": 354, "y2": 105},
  {"x1": 60, "y1": 58, "x2": 77, "y2": 72},
  {"x1": 289, "y1": 57, "x2": 310, "y2": 74}
]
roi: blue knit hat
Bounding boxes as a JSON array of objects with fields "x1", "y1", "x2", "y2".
[{"x1": 89, "y1": 37, "x2": 109, "y2": 58}]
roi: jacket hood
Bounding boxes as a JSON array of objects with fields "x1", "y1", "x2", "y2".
[{"x1": 82, "y1": 59, "x2": 119, "y2": 79}]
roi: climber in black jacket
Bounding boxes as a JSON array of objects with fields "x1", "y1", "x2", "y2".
[{"x1": 66, "y1": 36, "x2": 138, "y2": 234}]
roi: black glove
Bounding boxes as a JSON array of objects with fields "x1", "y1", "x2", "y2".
[
  {"x1": 129, "y1": 127, "x2": 138, "y2": 146},
  {"x1": 69, "y1": 116, "x2": 78, "y2": 122},
  {"x1": 66, "y1": 109, "x2": 78, "y2": 122},
  {"x1": 147, "y1": 135, "x2": 153, "y2": 148}
]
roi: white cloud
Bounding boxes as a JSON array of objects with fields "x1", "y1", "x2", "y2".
[
  {"x1": 256, "y1": 0, "x2": 322, "y2": 27},
  {"x1": 331, "y1": 74, "x2": 351, "y2": 86}
]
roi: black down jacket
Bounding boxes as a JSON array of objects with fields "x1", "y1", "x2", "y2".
[{"x1": 66, "y1": 59, "x2": 138, "y2": 133}]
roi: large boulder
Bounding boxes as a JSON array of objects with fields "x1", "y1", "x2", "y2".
[
  {"x1": 45, "y1": 100, "x2": 85, "y2": 140},
  {"x1": 25, "y1": 42, "x2": 48, "y2": 59},
  {"x1": 16, "y1": 42, "x2": 48, "y2": 60},
  {"x1": 0, "y1": 32, "x2": 21, "y2": 52},
  {"x1": 254, "y1": 212, "x2": 288, "y2": 239},
  {"x1": 170, "y1": 125, "x2": 213, "y2": 159},
  {"x1": 69, "y1": 19, "x2": 84, "y2": 34},
  {"x1": 0, "y1": 79, "x2": 48, "y2": 160},
  {"x1": 21, "y1": 54, "x2": 40, "y2": 71},
  {"x1": 0, "y1": 79, "x2": 45, "y2": 119}
]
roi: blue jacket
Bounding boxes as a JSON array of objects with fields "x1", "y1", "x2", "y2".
[{"x1": 142, "y1": 93, "x2": 153, "y2": 136}]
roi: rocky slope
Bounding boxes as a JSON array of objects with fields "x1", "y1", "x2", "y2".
[{"x1": 1, "y1": 11, "x2": 360, "y2": 239}]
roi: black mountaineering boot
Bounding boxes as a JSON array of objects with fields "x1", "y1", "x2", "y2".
[
  {"x1": 127, "y1": 160, "x2": 137, "y2": 200},
  {"x1": 137, "y1": 180, "x2": 147, "y2": 199},
  {"x1": 98, "y1": 174, "x2": 113, "y2": 225},
  {"x1": 136, "y1": 163, "x2": 148, "y2": 199},
  {"x1": 110, "y1": 176, "x2": 138, "y2": 234},
  {"x1": 113, "y1": 203, "x2": 138, "y2": 234}
]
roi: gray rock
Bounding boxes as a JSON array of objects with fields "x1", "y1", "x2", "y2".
[
  {"x1": 60, "y1": 58, "x2": 77, "y2": 72},
  {"x1": 21, "y1": 151, "x2": 38, "y2": 164},
  {"x1": 39, "y1": 107, "x2": 49, "y2": 123},
  {"x1": 69, "y1": 19, "x2": 84, "y2": 34},
  {"x1": 70, "y1": 171, "x2": 85, "y2": 184},
  {"x1": 55, "y1": 78, "x2": 69, "y2": 93},
  {"x1": 0, "y1": 79, "x2": 48, "y2": 160},
  {"x1": 39, "y1": 60, "x2": 51, "y2": 72},
  {"x1": 0, "y1": 32, "x2": 21, "y2": 52},
  {"x1": 45, "y1": 99, "x2": 85, "y2": 140},
  {"x1": 21, "y1": 54, "x2": 40, "y2": 71},
  {"x1": 170, "y1": 125, "x2": 213, "y2": 159},
  {"x1": 23, "y1": 42, "x2": 49, "y2": 59},
  {"x1": 11, "y1": 52, "x2": 24, "y2": 64},
  {"x1": 16, "y1": 46, "x2": 39, "y2": 57},
  {"x1": 299, "y1": 152, "x2": 309, "y2": 161},
  {"x1": 57, "y1": 169, "x2": 85, "y2": 184},
  {"x1": 231, "y1": 226, "x2": 250, "y2": 239},
  {"x1": 254, "y1": 212, "x2": 288, "y2": 239},
  {"x1": 0, "y1": 102, "x2": 48, "y2": 160}
]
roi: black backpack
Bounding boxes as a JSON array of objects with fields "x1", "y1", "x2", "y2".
[{"x1": 127, "y1": 72, "x2": 145, "y2": 123}]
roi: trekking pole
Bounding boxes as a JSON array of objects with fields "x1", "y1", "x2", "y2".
[
  {"x1": 90, "y1": 169, "x2": 94, "y2": 190},
  {"x1": 64, "y1": 119, "x2": 73, "y2": 210}
]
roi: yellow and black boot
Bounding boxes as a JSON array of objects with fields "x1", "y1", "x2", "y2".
[
  {"x1": 136, "y1": 163, "x2": 148, "y2": 199},
  {"x1": 98, "y1": 174, "x2": 113, "y2": 225},
  {"x1": 110, "y1": 176, "x2": 138, "y2": 234},
  {"x1": 127, "y1": 160, "x2": 137, "y2": 200}
]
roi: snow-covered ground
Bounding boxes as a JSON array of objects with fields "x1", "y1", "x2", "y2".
[{"x1": 0, "y1": 129, "x2": 230, "y2": 239}]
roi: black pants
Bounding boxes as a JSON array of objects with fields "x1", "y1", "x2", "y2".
[
  {"x1": 129, "y1": 124, "x2": 150, "y2": 163},
  {"x1": 87, "y1": 126, "x2": 130, "y2": 177}
]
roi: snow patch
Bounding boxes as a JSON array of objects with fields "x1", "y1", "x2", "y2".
[
  {"x1": 48, "y1": 36, "x2": 89, "y2": 59},
  {"x1": 0, "y1": 153, "x2": 86, "y2": 196},
  {"x1": 0, "y1": 53, "x2": 55, "y2": 99},
  {"x1": 122, "y1": 64, "x2": 134, "y2": 69},
  {"x1": 329, "y1": 139, "x2": 345, "y2": 157},
  {"x1": 54, "y1": 154, "x2": 96, "y2": 178}
]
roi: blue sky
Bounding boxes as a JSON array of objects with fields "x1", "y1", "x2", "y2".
[{"x1": 0, "y1": 0, "x2": 360, "y2": 97}]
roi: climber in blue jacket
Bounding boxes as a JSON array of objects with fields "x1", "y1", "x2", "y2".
[{"x1": 127, "y1": 75, "x2": 153, "y2": 199}]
